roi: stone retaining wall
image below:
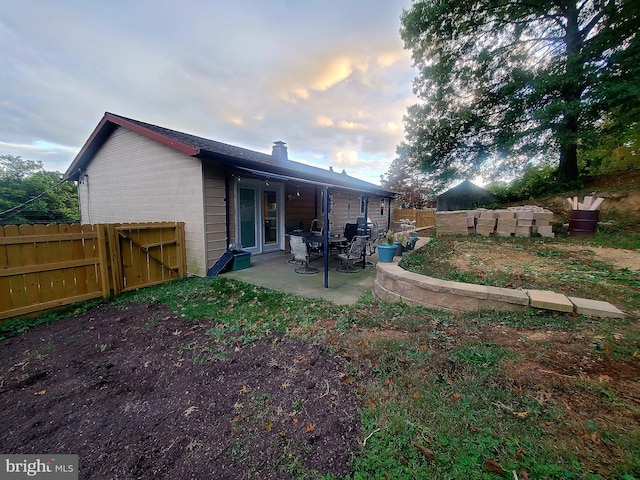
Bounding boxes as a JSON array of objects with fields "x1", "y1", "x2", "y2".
[{"x1": 373, "y1": 239, "x2": 625, "y2": 318}]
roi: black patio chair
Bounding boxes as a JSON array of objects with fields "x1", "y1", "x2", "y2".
[
  {"x1": 343, "y1": 223, "x2": 358, "y2": 243},
  {"x1": 356, "y1": 217, "x2": 372, "y2": 237}
]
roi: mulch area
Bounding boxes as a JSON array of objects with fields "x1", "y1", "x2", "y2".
[{"x1": 0, "y1": 302, "x2": 362, "y2": 479}]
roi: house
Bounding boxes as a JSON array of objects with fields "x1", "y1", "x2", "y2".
[
  {"x1": 64, "y1": 112, "x2": 396, "y2": 277},
  {"x1": 436, "y1": 180, "x2": 497, "y2": 211}
]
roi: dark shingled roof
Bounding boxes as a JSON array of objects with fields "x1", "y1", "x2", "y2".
[
  {"x1": 436, "y1": 180, "x2": 497, "y2": 211},
  {"x1": 65, "y1": 112, "x2": 395, "y2": 197}
]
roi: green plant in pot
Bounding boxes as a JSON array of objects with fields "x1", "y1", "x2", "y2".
[{"x1": 377, "y1": 230, "x2": 397, "y2": 262}]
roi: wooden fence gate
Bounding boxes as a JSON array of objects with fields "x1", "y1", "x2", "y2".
[
  {"x1": 107, "y1": 223, "x2": 186, "y2": 295},
  {"x1": 0, "y1": 222, "x2": 185, "y2": 322}
]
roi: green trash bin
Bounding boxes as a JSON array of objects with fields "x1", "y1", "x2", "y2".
[{"x1": 232, "y1": 251, "x2": 251, "y2": 271}]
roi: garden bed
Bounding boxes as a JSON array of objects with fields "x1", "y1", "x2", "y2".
[{"x1": 399, "y1": 236, "x2": 640, "y2": 315}]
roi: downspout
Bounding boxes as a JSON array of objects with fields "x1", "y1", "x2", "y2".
[
  {"x1": 362, "y1": 196, "x2": 369, "y2": 268},
  {"x1": 81, "y1": 170, "x2": 91, "y2": 225},
  {"x1": 323, "y1": 186, "x2": 329, "y2": 288},
  {"x1": 363, "y1": 196, "x2": 369, "y2": 227}
]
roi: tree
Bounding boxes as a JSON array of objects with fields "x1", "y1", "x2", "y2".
[
  {"x1": 398, "y1": 0, "x2": 640, "y2": 188},
  {"x1": 381, "y1": 145, "x2": 437, "y2": 208},
  {"x1": 0, "y1": 155, "x2": 80, "y2": 225}
]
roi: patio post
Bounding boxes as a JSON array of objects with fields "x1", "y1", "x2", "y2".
[{"x1": 323, "y1": 186, "x2": 329, "y2": 288}]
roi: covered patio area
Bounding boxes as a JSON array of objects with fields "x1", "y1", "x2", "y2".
[{"x1": 222, "y1": 248, "x2": 381, "y2": 305}]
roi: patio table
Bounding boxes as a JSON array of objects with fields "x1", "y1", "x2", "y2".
[{"x1": 328, "y1": 236, "x2": 348, "y2": 254}]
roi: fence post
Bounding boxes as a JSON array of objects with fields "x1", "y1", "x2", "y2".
[
  {"x1": 96, "y1": 224, "x2": 111, "y2": 298},
  {"x1": 177, "y1": 222, "x2": 186, "y2": 278},
  {"x1": 107, "y1": 224, "x2": 122, "y2": 295}
]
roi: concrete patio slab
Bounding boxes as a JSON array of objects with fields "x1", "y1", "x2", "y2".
[{"x1": 222, "y1": 251, "x2": 378, "y2": 305}]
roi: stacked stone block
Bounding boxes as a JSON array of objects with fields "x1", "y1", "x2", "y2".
[
  {"x1": 495, "y1": 211, "x2": 517, "y2": 237},
  {"x1": 507, "y1": 206, "x2": 555, "y2": 238},
  {"x1": 475, "y1": 210, "x2": 497, "y2": 236},
  {"x1": 435, "y1": 211, "x2": 472, "y2": 236},
  {"x1": 533, "y1": 210, "x2": 554, "y2": 237},
  {"x1": 435, "y1": 206, "x2": 554, "y2": 237},
  {"x1": 514, "y1": 210, "x2": 534, "y2": 237}
]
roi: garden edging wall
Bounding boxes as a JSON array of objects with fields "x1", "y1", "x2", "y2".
[
  {"x1": 374, "y1": 262, "x2": 530, "y2": 313},
  {"x1": 373, "y1": 239, "x2": 625, "y2": 318}
]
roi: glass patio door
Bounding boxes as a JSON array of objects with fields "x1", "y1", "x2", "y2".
[
  {"x1": 239, "y1": 187, "x2": 257, "y2": 249},
  {"x1": 263, "y1": 190, "x2": 278, "y2": 246},
  {"x1": 237, "y1": 182, "x2": 283, "y2": 254}
]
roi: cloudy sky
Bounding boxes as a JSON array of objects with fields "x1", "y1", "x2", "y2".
[{"x1": 1, "y1": 0, "x2": 418, "y2": 185}]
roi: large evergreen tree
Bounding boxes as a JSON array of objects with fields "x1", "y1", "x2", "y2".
[{"x1": 397, "y1": 0, "x2": 640, "y2": 189}]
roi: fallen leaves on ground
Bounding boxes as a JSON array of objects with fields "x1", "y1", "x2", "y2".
[
  {"x1": 186, "y1": 440, "x2": 201, "y2": 452},
  {"x1": 484, "y1": 457, "x2": 505, "y2": 473},
  {"x1": 412, "y1": 442, "x2": 436, "y2": 461},
  {"x1": 183, "y1": 406, "x2": 198, "y2": 417}
]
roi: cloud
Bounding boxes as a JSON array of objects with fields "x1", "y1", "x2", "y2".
[
  {"x1": 0, "y1": 0, "x2": 418, "y2": 185},
  {"x1": 310, "y1": 57, "x2": 355, "y2": 91},
  {"x1": 334, "y1": 150, "x2": 364, "y2": 167},
  {"x1": 337, "y1": 120, "x2": 368, "y2": 130},
  {"x1": 316, "y1": 116, "x2": 334, "y2": 127},
  {"x1": 225, "y1": 116, "x2": 245, "y2": 126}
]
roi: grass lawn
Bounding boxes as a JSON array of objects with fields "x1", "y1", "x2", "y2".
[{"x1": 2, "y1": 231, "x2": 639, "y2": 479}]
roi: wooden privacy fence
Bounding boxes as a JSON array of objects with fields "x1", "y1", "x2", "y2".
[
  {"x1": 393, "y1": 209, "x2": 436, "y2": 229},
  {"x1": 0, "y1": 222, "x2": 186, "y2": 321}
]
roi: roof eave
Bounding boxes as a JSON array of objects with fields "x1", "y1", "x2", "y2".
[
  {"x1": 63, "y1": 112, "x2": 199, "y2": 180},
  {"x1": 199, "y1": 152, "x2": 395, "y2": 197}
]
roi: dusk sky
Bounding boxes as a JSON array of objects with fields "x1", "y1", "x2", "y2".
[{"x1": 1, "y1": 0, "x2": 417, "y2": 185}]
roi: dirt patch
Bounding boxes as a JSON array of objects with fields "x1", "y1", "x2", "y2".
[
  {"x1": 562, "y1": 245, "x2": 640, "y2": 271},
  {"x1": 440, "y1": 238, "x2": 640, "y2": 316},
  {"x1": 0, "y1": 303, "x2": 361, "y2": 479},
  {"x1": 449, "y1": 241, "x2": 640, "y2": 277}
]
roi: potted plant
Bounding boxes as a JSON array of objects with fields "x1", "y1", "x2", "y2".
[
  {"x1": 377, "y1": 230, "x2": 397, "y2": 262},
  {"x1": 394, "y1": 231, "x2": 410, "y2": 255},
  {"x1": 408, "y1": 234, "x2": 419, "y2": 250}
]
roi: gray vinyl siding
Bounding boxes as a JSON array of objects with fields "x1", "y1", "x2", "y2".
[
  {"x1": 330, "y1": 193, "x2": 390, "y2": 236},
  {"x1": 203, "y1": 163, "x2": 233, "y2": 270}
]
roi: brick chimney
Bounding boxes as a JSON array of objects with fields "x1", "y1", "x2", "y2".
[{"x1": 272, "y1": 141, "x2": 288, "y2": 161}]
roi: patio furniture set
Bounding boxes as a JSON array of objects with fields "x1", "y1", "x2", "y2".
[{"x1": 288, "y1": 218, "x2": 383, "y2": 275}]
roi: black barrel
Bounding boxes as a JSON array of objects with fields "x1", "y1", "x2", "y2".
[{"x1": 569, "y1": 209, "x2": 600, "y2": 237}]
